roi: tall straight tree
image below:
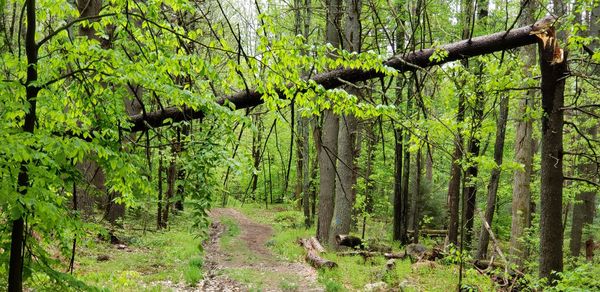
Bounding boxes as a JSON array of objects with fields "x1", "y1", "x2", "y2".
[
  {"x1": 446, "y1": 0, "x2": 473, "y2": 245},
  {"x1": 8, "y1": 0, "x2": 38, "y2": 289},
  {"x1": 294, "y1": 0, "x2": 314, "y2": 227},
  {"x1": 392, "y1": 0, "x2": 409, "y2": 244},
  {"x1": 509, "y1": 0, "x2": 536, "y2": 269},
  {"x1": 461, "y1": 0, "x2": 488, "y2": 248},
  {"x1": 476, "y1": 94, "x2": 509, "y2": 259},
  {"x1": 569, "y1": 3, "x2": 599, "y2": 258},
  {"x1": 329, "y1": 0, "x2": 362, "y2": 247},
  {"x1": 317, "y1": 0, "x2": 342, "y2": 243}
]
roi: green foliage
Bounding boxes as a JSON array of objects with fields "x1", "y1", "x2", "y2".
[
  {"x1": 551, "y1": 263, "x2": 600, "y2": 291},
  {"x1": 273, "y1": 210, "x2": 305, "y2": 229}
]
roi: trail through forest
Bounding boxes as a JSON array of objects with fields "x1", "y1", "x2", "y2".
[{"x1": 200, "y1": 208, "x2": 323, "y2": 291}]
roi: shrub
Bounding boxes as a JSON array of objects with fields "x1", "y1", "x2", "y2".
[{"x1": 273, "y1": 211, "x2": 304, "y2": 228}]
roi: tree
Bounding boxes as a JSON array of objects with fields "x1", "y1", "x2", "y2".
[
  {"x1": 329, "y1": 0, "x2": 362, "y2": 247},
  {"x1": 536, "y1": 16, "x2": 567, "y2": 282},
  {"x1": 446, "y1": 0, "x2": 473, "y2": 246},
  {"x1": 317, "y1": 0, "x2": 342, "y2": 243},
  {"x1": 475, "y1": 92, "x2": 509, "y2": 260},
  {"x1": 509, "y1": 0, "x2": 536, "y2": 269},
  {"x1": 568, "y1": 2, "x2": 599, "y2": 259},
  {"x1": 8, "y1": 1, "x2": 38, "y2": 289}
]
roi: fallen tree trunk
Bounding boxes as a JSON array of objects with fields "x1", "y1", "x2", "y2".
[
  {"x1": 127, "y1": 24, "x2": 539, "y2": 132},
  {"x1": 298, "y1": 238, "x2": 337, "y2": 269}
]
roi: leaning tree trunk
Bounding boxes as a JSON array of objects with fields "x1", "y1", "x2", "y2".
[
  {"x1": 476, "y1": 94, "x2": 509, "y2": 260},
  {"x1": 316, "y1": 0, "x2": 342, "y2": 243}
]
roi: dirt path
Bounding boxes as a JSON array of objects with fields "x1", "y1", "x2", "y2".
[{"x1": 200, "y1": 208, "x2": 323, "y2": 292}]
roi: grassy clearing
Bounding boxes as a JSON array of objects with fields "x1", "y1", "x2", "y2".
[
  {"x1": 73, "y1": 211, "x2": 204, "y2": 291},
  {"x1": 236, "y1": 203, "x2": 496, "y2": 291}
]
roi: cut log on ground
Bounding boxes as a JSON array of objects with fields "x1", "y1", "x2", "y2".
[
  {"x1": 309, "y1": 236, "x2": 326, "y2": 253},
  {"x1": 298, "y1": 238, "x2": 337, "y2": 269},
  {"x1": 335, "y1": 234, "x2": 392, "y2": 252},
  {"x1": 336, "y1": 234, "x2": 364, "y2": 249}
]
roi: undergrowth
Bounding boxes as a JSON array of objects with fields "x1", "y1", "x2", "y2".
[
  {"x1": 73, "y1": 210, "x2": 203, "y2": 291},
  {"x1": 237, "y1": 203, "x2": 496, "y2": 291}
]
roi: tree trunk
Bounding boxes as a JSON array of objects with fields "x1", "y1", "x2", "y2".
[
  {"x1": 461, "y1": 0, "x2": 488, "y2": 250},
  {"x1": 392, "y1": 2, "x2": 408, "y2": 244},
  {"x1": 329, "y1": 113, "x2": 359, "y2": 246},
  {"x1": 447, "y1": 131, "x2": 463, "y2": 246},
  {"x1": 251, "y1": 117, "x2": 262, "y2": 199},
  {"x1": 8, "y1": 0, "x2": 38, "y2": 290},
  {"x1": 362, "y1": 121, "x2": 376, "y2": 236},
  {"x1": 448, "y1": 0, "x2": 474, "y2": 246},
  {"x1": 175, "y1": 125, "x2": 189, "y2": 211},
  {"x1": 162, "y1": 144, "x2": 178, "y2": 228},
  {"x1": 476, "y1": 95, "x2": 509, "y2": 260},
  {"x1": 509, "y1": 1, "x2": 537, "y2": 270},
  {"x1": 157, "y1": 151, "x2": 164, "y2": 229},
  {"x1": 328, "y1": 0, "x2": 362, "y2": 248},
  {"x1": 129, "y1": 22, "x2": 541, "y2": 133},
  {"x1": 392, "y1": 127, "x2": 407, "y2": 243},
  {"x1": 569, "y1": 4, "x2": 599, "y2": 258},
  {"x1": 412, "y1": 146, "x2": 423, "y2": 243},
  {"x1": 316, "y1": 0, "x2": 342, "y2": 243},
  {"x1": 537, "y1": 28, "x2": 567, "y2": 283}
]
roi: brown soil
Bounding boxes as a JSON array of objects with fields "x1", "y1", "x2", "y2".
[{"x1": 200, "y1": 208, "x2": 322, "y2": 292}]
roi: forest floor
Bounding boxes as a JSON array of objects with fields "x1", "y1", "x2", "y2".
[
  {"x1": 200, "y1": 208, "x2": 322, "y2": 291},
  {"x1": 71, "y1": 203, "x2": 497, "y2": 291}
]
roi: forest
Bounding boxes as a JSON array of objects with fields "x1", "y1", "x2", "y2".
[{"x1": 0, "y1": 0, "x2": 599, "y2": 291}]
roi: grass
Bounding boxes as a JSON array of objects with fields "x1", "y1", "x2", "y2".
[
  {"x1": 73, "y1": 211, "x2": 204, "y2": 291},
  {"x1": 235, "y1": 203, "x2": 497, "y2": 291}
]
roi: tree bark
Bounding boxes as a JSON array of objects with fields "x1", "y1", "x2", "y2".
[
  {"x1": 9, "y1": 0, "x2": 38, "y2": 290},
  {"x1": 461, "y1": 0, "x2": 488, "y2": 250},
  {"x1": 162, "y1": 143, "x2": 178, "y2": 228},
  {"x1": 448, "y1": 0, "x2": 474, "y2": 246},
  {"x1": 250, "y1": 116, "x2": 262, "y2": 199},
  {"x1": 175, "y1": 125, "x2": 189, "y2": 211},
  {"x1": 537, "y1": 29, "x2": 567, "y2": 283},
  {"x1": 329, "y1": 0, "x2": 362, "y2": 248},
  {"x1": 157, "y1": 151, "x2": 164, "y2": 229},
  {"x1": 392, "y1": 2, "x2": 408, "y2": 244},
  {"x1": 476, "y1": 95, "x2": 509, "y2": 260},
  {"x1": 393, "y1": 127, "x2": 407, "y2": 243},
  {"x1": 412, "y1": 146, "x2": 422, "y2": 243},
  {"x1": 509, "y1": 1, "x2": 536, "y2": 270},
  {"x1": 316, "y1": 0, "x2": 342, "y2": 243},
  {"x1": 329, "y1": 113, "x2": 359, "y2": 246}
]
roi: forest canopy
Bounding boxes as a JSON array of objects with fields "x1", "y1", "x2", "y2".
[{"x1": 0, "y1": 0, "x2": 599, "y2": 290}]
